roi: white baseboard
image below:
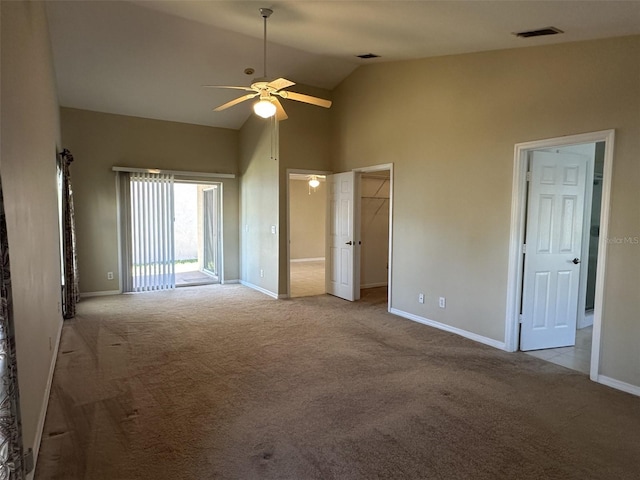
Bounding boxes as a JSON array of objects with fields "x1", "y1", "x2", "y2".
[
  {"x1": 389, "y1": 308, "x2": 507, "y2": 351},
  {"x1": 361, "y1": 282, "x2": 388, "y2": 289},
  {"x1": 597, "y1": 375, "x2": 640, "y2": 397},
  {"x1": 578, "y1": 310, "x2": 594, "y2": 329},
  {"x1": 290, "y1": 257, "x2": 325, "y2": 263},
  {"x1": 79, "y1": 289, "x2": 120, "y2": 298},
  {"x1": 239, "y1": 280, "x2": 278, "y2": 299},
  {"x1": 29, "y1": 316, "x2": 64, "y2": 480},
  {"x1": 222, "y1": 279, "x2": 239, "y2": 284}
]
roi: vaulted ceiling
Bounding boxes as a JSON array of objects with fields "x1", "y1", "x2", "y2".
[{"x1": 46, "y1": 1, "x2": 640, "y2": 130}]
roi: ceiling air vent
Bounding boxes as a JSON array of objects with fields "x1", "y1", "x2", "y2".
[
  {"x1": 357, "y1": 53, "x2": 380, "y2": 59},
  {"x1": 514, "y1": 27, "x2": 564, "y2": 38}
]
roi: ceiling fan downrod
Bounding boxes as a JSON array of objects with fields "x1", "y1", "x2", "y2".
[{"x1": 260, "y1": 8, "x2": 273, "y2": 79}]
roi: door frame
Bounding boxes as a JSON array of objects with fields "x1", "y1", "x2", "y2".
[
  {"x1": 285, "y1": 168, "x2": 332, "y2": 298},
  {"x1": 504, "y1": 130, "x2": 614, "y2": 382},
  {"x1": 201, "y1": 183, "x2": 223, "y2": 282},
  {"x1": 352, "y1": 163, "x2": 394, "y2": 311}
]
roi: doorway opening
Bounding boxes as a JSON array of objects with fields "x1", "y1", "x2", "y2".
[
  {"x1": 324, "y1": 164, "x2": 393, "y2": 309},
  {"x1": 358, "y1": 169, "x2": 391, "y2": 306},
  {"x1": 505, "y1": 130, "x2": 614, "y2": 381},
  {"x1": 118, "y1": 171, "x2": 223, "y2": 292},
  {"x1": 174, "y1": 183, "x2": 221, "y2": 287},
  {"x1": 287, "y1": 170, "x2": 329, "y2": 298}
]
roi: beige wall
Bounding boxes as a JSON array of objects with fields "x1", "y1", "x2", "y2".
[
  {"x1": 239, "y1": 115, "x2": 280, "y2": 294},
  {"x1": 289, "y1": 179, "x2": 326, "y2": 260},
  {"x1": 59, "y1": 108, "x2": 240, "y2": 292},
  {"x1": 332, "y1": 36, "x2": 640, "y2": 387},
  {"x1": 1, "y1": 0, "x2": 63, "y2": 463}
]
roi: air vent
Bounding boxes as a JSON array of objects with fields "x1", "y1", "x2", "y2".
[
  {"x1": 514, "y1": 27, "x2": 564, "y2": 38},
  {"x1": 357, "y1": 53, "x2": 380, "y2": 59}
]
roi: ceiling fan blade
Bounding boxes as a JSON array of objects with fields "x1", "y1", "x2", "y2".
[
  {"x1": 279, "y1": 91, "x2": 332, "y2": 108},
  {"x1": 203, "y1": 85, "x2": 256, "y2": 92},
  {"x1": 213, "y1": 93, "x2": 259, "y2": 112},
  {"x1": 273, "y1": 97, "x2": 288, "y2": 121},
  {"x1": 268, "y1": 77, "x2": 295, "y2": 91}
]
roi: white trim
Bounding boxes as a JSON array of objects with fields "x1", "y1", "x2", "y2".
[
  {"x1": 361, "y1": 282, "x2": 388, "y2": 289},
  {"x1": 222, "y1": 279, "x2": 239, "y2": 284},
  {"x1": 290, "y1": 257, "x2": 325, "y2": 263},
  {"x1": 390, "y1": 308, "x2": 507, "y2": 351},
  {"x1": 216, "y1": 183, "x2": 225, "y2": 284},
  {"x1": 115, "y1": 174, "x2": 123, "y2": 293},
  {"x1": 240, "y1": 280, "x2": 279, "y2": 299},
  {"x1": 112, "y1": 166, "x2": 235, "y2": 179},
  {"x1": 579, "y1": 310, "x2": 594, "y2": 330},
  {"x1": 353, "y1": 163, "x2": 394, "y2": 174},
  {"x1": 505, "y1": 130, "x2": 615, "y2": 384},
  {"x1": 589, "y1": 132, "x2": 615, "y2": 381},
  {"x1": 596, "y1": 375, "x2": 640, "y2": 397},
  {"x1": 80, "y1": 290, "x2": 121, "y2": 298},
  {"x1": 30, "y1": 317, "x2": 64, "y2": 479},
  {"x1": 352, "y1": 163, "x2": 394, "y2": 311}
]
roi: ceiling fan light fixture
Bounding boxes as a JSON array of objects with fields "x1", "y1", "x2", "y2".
[
  {"x1": 308, "y1": 176, "x2": 320, "y2": 189},
  {"x1": 254, "y1": 98, "x2": 276, "y2": 118}
]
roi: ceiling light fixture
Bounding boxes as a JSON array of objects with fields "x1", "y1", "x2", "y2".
[
  {"x1": 308, "y1": 176, "x2": 320, "y2": 189},
  {"x1": 254, "y1": 97, "x2": 276, "y2": 118},
  {"x1": 206, "y1": 8, "x2": 332, "y2": 120}
]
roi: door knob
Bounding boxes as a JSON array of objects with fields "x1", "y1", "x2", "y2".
[
  {"x1": 572, "y1": 258, "x2": 581, "y2": 264},
  {"x1": 345, "y1": 241, "x2": 353, "y2": 245}
]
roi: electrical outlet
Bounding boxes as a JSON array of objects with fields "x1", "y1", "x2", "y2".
[
  {"x1": 439, "y1": 297, "x2": 446, "y2": 308},
  {"x1": 271, "y1": 225, "x2": 277, "y2": 234},
  {"x1": 418, "y1": 293, "x2": 425, "y2": 304},
  {"x1": 260, "y1": 269, "x2": 264, "y2": 278},
  {"x1": 107, "y1": 271, "x2": 114, "y2": 280}
]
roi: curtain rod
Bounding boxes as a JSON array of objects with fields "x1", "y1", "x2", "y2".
[{"x1": 112, "y1": 166, "x2": 235, "y2": 179}]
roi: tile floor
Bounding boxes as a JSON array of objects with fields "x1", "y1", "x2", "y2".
[
  {"x1": 525, "y1": 325, "x2": 593, "y2": 374},
  {"x1": 290, "y1": 259, "x2": 325, "y2": 297},
  {"x1": 175, "y1": 270, "x2": 218, "y2": 287}
]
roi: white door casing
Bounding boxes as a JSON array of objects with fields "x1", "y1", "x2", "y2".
[
  {"x1": 326, "y1": 172, "x2": 359, "y2": 301},
  {"x1": 520, "y1": 151, "x2": 588, "y2": 351}
]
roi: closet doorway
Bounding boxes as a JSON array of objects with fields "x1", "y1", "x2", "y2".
[
  {"x1": 358, "y1": 169, "x2": 391, "y2": 303},
  {"x1": 325, "y1": 164, "x2": 393, "y2": 307}
]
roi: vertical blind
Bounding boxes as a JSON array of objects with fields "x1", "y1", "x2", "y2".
[{"x1": 121, "y1": 172, "x2": 175, "y2": 292}]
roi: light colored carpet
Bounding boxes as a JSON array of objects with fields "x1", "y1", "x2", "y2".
[{"x1": 35, "y1": 285, "x2": 640, "y2": 479}]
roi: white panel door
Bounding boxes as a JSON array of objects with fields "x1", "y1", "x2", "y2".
[
  {"x1": 326, "y1": 172, "x2": 358, "y2": 301},
  {"x1": 520, "y1": 151, "x2": 588, "y2": 351}
]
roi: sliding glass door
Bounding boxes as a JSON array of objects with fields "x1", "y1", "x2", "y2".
[
  {"x1": 119, "y1": 172, "x2": 222, "y2": 292},
  {"x1": 202, "y1": 187, "x2": 219, "y2": 277}
]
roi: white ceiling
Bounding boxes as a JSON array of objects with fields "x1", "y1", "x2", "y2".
[{"x1": 46, "y1": 1, "x2": 640, "y2": 130}]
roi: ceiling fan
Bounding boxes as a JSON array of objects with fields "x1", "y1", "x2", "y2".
[{"x1": 204, "y1": 8, "x2": 332, "y2": 121}]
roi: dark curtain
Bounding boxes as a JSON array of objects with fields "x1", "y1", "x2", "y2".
[
  {"x1": 60, "y1": 149, "x2": 79, "y2": 319},
  {"x1": 0, "y1": 180, "x2": 26, "y2": 479}
]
